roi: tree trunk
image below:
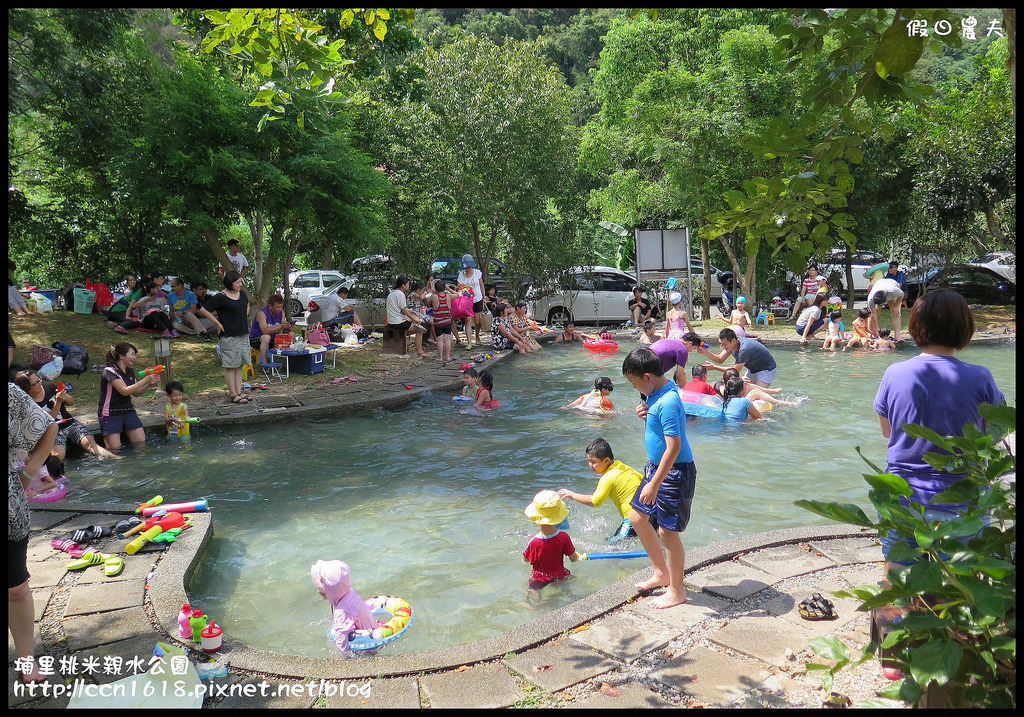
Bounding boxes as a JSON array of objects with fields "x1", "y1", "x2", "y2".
[
  {"x1": 245, "y1": 210, "x2": 266, "y2": 299},
  {"x1": 320, "y1": 243, "x2": 332, "y2": 270},
  {"x1": 255, "y1": 221, "x2": 284, "y2": 308},
  {"x1": 744, "y1": 253, "x2": 757, "y2": 307},
  {"x1": 1005, "y1": 8, "x2": 1016, "y2": 121},
  {"x1": 204, "y1": 227, "x2": 231, "y2": 279},
  {"x1": 844, "y1": 246, "x2": 856, "y2": 309}
]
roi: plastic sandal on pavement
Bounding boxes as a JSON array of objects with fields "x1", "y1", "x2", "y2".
[
  {"x1": 65, "y1": 551, "x2": 110, "y2": 571},
  {"x1": 798, "y1": 593, "x2": 837, "y2": 621},
  {"x1": 50, "y1": 539, "x2": 87, "y2": 559},
  {"x1": 70, "y1": 525, "x2": 112, "y2": 544},
  {"x1": 103, "y1": 555, "x2": 125, "y2": 577}
]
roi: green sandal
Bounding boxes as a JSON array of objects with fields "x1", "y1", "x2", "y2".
[
  {"x1": 66, "y1": 551, "x2": 109, "y2": 571},
  {"x1": 798, "y1": 593, "x2": 837, "y2": 621},
  {"x1": 103, "y1": 555, "x2": 125, "y2": 577}
]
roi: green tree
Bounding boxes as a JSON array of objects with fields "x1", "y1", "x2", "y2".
[{"x1": 370, "y1": 34, "x2": 582, "y2": 283}]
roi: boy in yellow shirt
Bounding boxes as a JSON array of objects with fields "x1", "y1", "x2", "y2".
[{"x1": 559, "y1": 438, "x2": 643, "y2": 543}]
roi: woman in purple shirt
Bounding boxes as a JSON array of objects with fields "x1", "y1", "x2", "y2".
[{"x1": 874, "y1": 290, "x2": 1003, "y2": 570}]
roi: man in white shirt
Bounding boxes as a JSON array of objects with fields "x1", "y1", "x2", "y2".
[
  {"x1": 385, "y1": 276, "x2": 427, "y2": 356},
  {"x1": 322, "y1": 285, "x2": 362, "y2": 328},
  {"x1": 218, "y1": 239, "x2": 250, "y2": 279}
]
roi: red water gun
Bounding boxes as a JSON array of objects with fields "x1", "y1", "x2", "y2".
[{"x1": 137, "y1": 365, "x2": 164, "y2": 378}]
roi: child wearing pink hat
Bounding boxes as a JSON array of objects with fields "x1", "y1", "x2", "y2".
[
  {"x1": 522, "y1": 491, "x2": 580, "y2": 590},
  {"x1": 311, "y1": 559, "x2": 376, "y2": 655}
]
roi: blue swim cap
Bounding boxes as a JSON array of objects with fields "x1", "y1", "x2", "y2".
[{"x1": 736, "y1": 296, "x2": 747, "y2": 304}]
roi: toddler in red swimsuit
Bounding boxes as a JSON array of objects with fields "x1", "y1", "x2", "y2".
[{"x1": 522, "y1": 490, "x2": 580, "y2": 591}]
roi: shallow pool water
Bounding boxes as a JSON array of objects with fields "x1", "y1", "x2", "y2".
[{"x1": 69, "y1": 342, "x2": 1015, "y2": 656}]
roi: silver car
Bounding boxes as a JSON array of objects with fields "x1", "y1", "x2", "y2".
[
  {"x1": 303, "y1": 279, "x2": 385, "y2": 329},
  {"x1": 968, "y1": 251, "x2": 1015, "y2": 282},
  {"x1": 529, "y1": 266, "x2": 645, "y2": 325},
  {"x1": 282, "y1": 270, "x2": 350, "y2": 316}
]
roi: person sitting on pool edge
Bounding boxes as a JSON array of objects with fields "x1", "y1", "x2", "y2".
[{"x1": 559, "y1": 437, "x2": 643, "y2": 543}]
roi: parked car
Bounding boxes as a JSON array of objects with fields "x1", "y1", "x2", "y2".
[
  {"x1": 304, "y1": 278, "x2": 386, "y2": 329},
  {"x1": 529, "y1": 266, "x2": 647, "y2": 326},
  {"x1": 968, "y1": 251, "x2": 1015, "y2": 282},
  {"x1": 904, "y1": 264, "x2": 1015, "y2": 306},
  {"x1": 430, "y1": 256, "x2": 531, "y2": 298},
  {"x1": 350, "y1": 255, "x2": 395, "y2": 273},
  {"x1": 281, "y1": 270, "x2": 350, "y2": 316},
  {"x1": 787, "y1": 249, "x2": 913, "y2": 298},
  {"x1": 686, "y1": 256, "x2": 725, "y2": 301}
]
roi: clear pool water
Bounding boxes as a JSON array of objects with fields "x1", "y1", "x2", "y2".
[{"x1": 69, "y1": 342, "x2": 1015, "y2": 656}]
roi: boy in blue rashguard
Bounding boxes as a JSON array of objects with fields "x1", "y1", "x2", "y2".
[{"x1": 621, "y1": 346, "x2": 696, "y2": 609}]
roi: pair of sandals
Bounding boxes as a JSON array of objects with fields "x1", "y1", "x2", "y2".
[
  {"x1": 331, "y1": 376, "x2": 359, "y2": 384},
  {"x1": 65, "y1": 550, "x2": 125, "y2": 577},
  {"x1": 798, "y1": 593, "x2": 837, "y2": 621},
  {"x1": 230, "y1": 393, "x2": 251, "y2": 404}
]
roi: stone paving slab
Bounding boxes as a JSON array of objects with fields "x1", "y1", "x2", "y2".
[
  {"x1": 63, "y1": 607, "x2": 153, "y2": 651},
  {"x1": 30, "y1": 511, "x2": 76, "y2": 531},
  {"x1": 75, "y1": 634, "x2": 166, "y2": 684},
  {"x1": 685, "y1": 562, "x2": 778, "y2": 601},
  {"x1": 649, "y1": 645, "x2": 769, "y2": 706},
  {"x1": 836, "y1": 562, "x2": 885, "y2": 590},
  {"x1": 623, "y1": 590, "x2": 731, "y2": 630},
  {"x1": 326, "y1": 676, "x2": 421, "y2": 710},
  {"x1": 737, "y1": 543, "x2": 838, "y2": 579},
  {"x1": 419, "y1": 663, "x2": 523, "y2": 709},
  {"x1": 25, "y1": 558, "x2": 70, "y2": 589},
  {"x1": 809, "y1": 537, "x2": 884, "y2": 565},
  {"x1": 709, "y1": 615, "x2": 817, "y2": 666},
  {"x1": 564, "y1": 679, "x2": 675, "y2": 708},
  {"x1": 210, "y1": 675, "x2": 318, "y2": 710},
  {"x1": 64, "y1": 578, "x2": 144, "y2": 617},
  {"x1": 75, "y1": 554, "x2": 153, "y2": 585},
  {"x1": 568, "y1": 611, "x2": 681, "y2": 661},
  {"x1": 503, "y1": 640, "x2": 622, "y2": 693}
]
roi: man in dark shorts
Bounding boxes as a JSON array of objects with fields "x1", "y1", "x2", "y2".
[
  {"x1": 627, "y1": 286, "x2": 653, "y2": 326},
  {"x1": 698, "y1": 328, "x2": 778, "y2": 387}
]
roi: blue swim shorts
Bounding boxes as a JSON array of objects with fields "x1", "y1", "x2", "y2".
[{"x1": 630, "y1": 461, "x2": 696, "y2": 533}]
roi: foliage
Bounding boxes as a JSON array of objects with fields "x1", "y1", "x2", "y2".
[
  {"x1": 195, "y1": 8, "x2": 414, "y2": 131},
  {"x1": 795, "y1": 403, "x2": 1016, "y2": 708},
  {"x1": 708, "y1": 9, "x2": 1009, "y2": 272},
  {"x1": 367, "y1": 33, "x2": 589, "y2": 284}
]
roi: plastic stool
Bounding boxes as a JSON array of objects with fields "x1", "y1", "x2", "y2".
[
  {"x1": 260, "y1": 361, "x2": 284, "y2": 383},
  {"x1": 755, "y1": 311, "x2": 775, "y2": 325},
  {"x1": 242, "y1": 362, "x2": 255, "y2": 382}
]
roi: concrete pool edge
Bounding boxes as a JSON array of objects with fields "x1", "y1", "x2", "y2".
[
  {"x1": 187, "y1": 524, "x2": 875, "y2": 679},
  {"x1": 27, "y1": 500, "x2": 873, "y2": 681}
]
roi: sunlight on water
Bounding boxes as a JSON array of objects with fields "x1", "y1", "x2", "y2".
[{"x1": 69, "y1": 342, "x2": 1015, "y2": 656}]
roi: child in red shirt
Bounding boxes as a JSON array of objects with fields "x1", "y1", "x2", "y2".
[
  {"x1": 522, "y1": 490, "x2": 580, "y2": 590},
  {"x1": 681, "y1": 364, "x2": 717, "y2": 396}
]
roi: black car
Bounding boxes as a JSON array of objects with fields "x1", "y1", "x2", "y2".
[{"x1": 904, "y1": 264, "x2": 1015, "y2": 305}]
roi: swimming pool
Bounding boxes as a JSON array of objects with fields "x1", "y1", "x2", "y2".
[{"x1": 70, "y1": 342, "x2": 1015, "y2": 656}]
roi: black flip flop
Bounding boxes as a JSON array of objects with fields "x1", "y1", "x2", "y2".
[{"x1": 798, "y1": 593, "x2": 837, "y2": 620}]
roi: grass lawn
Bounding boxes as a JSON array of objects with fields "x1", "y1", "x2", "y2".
[{"x1": 8, "y1": 309, "x2": 392, "y2": 399}]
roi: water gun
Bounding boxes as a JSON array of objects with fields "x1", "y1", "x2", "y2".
[
  {"x1": 152, "y1": 527, "x2": 186, "y2": 544},
  {"x1": 184, "y1": 417, "x2": 201, "y2": 424},
  {"x1": 135, "y1": 495, "x2": 163, "y2": 514},
  {"x1": 56, "y1": 381, "x2": 73, "y2": 393},
  {"x1": 122, "y1": 510, "x2": 186, "y2": 538},
  {"x1": 530, "y1": 321, "x2": 556, "y2": 334},
  {"x1": 125, "y1": 526, "x2": 164, "y2": 555},
  {"x1": 141, "y1": 499, "x2": 208, "y2": 518},
  {"x1": 137, "y1": 365, "x2": 164, "y2": 378}
]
